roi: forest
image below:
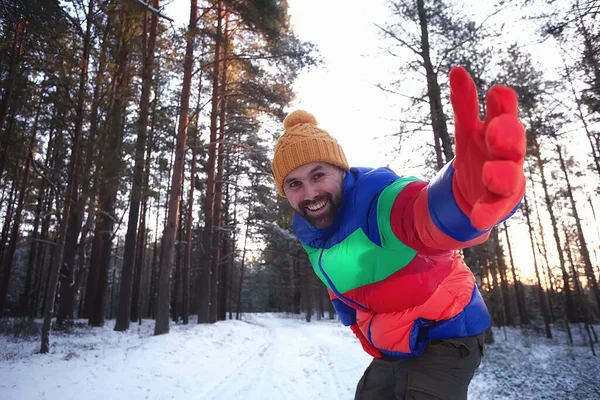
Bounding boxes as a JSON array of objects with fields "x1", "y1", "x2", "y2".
[{"x1": 0, "y1": 0, "x2": 598, "y2": 360}]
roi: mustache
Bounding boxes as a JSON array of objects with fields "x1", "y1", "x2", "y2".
[{"x1": 300, "y1": 194, "x2": 331, "y2": 209}]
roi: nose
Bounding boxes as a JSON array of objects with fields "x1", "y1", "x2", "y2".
[{"x1": 303, "y1": 181, "x2": 319, "y2": 201}]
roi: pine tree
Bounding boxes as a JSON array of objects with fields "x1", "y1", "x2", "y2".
[{"x1": 115, "y1": 0, "x2": 160, "y2": 332}]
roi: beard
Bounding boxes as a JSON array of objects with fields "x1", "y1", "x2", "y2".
[{"x1": 295, "y1": 193, "x2": 340, "y2": 229}]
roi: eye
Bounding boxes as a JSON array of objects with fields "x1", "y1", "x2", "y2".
[
  {"x1": 313, "y1": 173, "x2": 324, "y2": 180},
  {"x1": 288, "y1": 181, "x2": 300, "y2": 189}
]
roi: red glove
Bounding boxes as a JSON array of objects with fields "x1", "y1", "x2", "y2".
[
  {"x1": 450, "y1": 67, "x2": 526, "y2": 230},
  {"x1": 350, "y1": 324, "x2": 382, "y2": 358}
]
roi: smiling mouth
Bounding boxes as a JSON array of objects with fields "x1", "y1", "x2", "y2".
[{"x1": 306, "y1": 198, "x2": 328, "y2": 212}]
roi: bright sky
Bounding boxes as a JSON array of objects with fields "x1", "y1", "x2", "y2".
[{"x1": 286, "y1": 0, "x2": 400, "y2": 169}]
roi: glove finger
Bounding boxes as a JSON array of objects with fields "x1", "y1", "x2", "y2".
[
  {"x1": 483, "y1": 160, "x2": 526, "y2": 197},
  {"x1": 449, "y1": 66, "x2": 481, "y2": 133},
  {"x1": 484, "y1": 85, "x2": 519, "y2": 124},
  {"x1": 486, "y1": 114, "x2": 526, "y2": 162}
]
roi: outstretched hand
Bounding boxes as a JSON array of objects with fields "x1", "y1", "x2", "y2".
[{"x1": 449, "y1": 67, "x2": 526, "y2": 231}]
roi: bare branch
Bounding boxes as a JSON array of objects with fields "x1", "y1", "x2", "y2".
[
  {"x1": 375, "y1": 23, "x2": 422, "y2": 58},
  {"x1": 374, "y1": 83, "x2": 428, "y2": 104},
  {"x1": 31, "y1": 238, "x2": 57, "y2": 246},
  {"x1": 135, "y1": 0, "x2": 174, "y2": 22}
]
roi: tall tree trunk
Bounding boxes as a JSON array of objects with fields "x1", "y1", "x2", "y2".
[
  {"x1": 523, "y1": 194, "x2": 552, "y2": 339},
  {"x1": 235, "y1": 206, "x2": 251, "y2": 321},
  {"x1": 531, "y1": 139, "x2": 574, "y2": 321},
  {"x1": 416, "y1": 0, "x2": 453, "y2": 168},
  {"x1": 131, "y1": 103, "x2": 156, "y2": 322},
  {"x1": 218, "y1": 181, "x2": 230, "y2": 321},
  {"x1": 75, "y1": 196, "x2": 96, "y2": 318},
  {"x1": 531, "y1": 190, "x2": 557, "y2": 322},
  {"x1": 0, "y1": 164, "x2": 19, "y2": 264},
  {"x1": 493, "y1": 229, "x2": 513, "y2": 326},
  {"x1": 21, "y1": 158, "x2": 46, "y2": 315},
  {"x1": 154, "y1": 0, "x2": 197, "y2": 335},
  {"x1": 0, "y1": 19, "x2": 27, "y2": 150},
  {"x1": 303, "y1": 257, "x2": 312, "y2": 322},
  {"x1": 115, "y1": 0, "x2": 159, "y2": 332},
  {"x1": 32, "y1": 132, "x2": 56, "y2": 318},
  {"x1": 172, "y1": 191, "x2": 184, "y2": 322},
  {"x1": 210, "y1": 15, "x2": 228, "y2": 323},
  {"x1": 82, "y1": 10, "x2": 112, "y2": 322},
  {"x1": 227, "y1": 150, "x2": 240, "y2": 321},
  {"x1": 317, "y1": 286, "x2": 324, "y2": 321},
  {"x1": 182, "y1": 92, "x2": 200, "y2": 324},
  {"x1": 199, "y1": 0, "x2": 222, "y2": 324},
  {"x1": 55, "y1": 174, "x2": 83, "y2": 327},
  {"x1": 556, "y1": 145, "x2": 600, "y2": 311},
  {"x1": 487, "y1": 239, "x2": 505, "y2": 326},
  {"x1": 38, "y1": 0, "x2": 98, "y2": 350},
  {"x1": 130, "y1": 197, "x2": 147, "y2": 323},
  {"x1": 0, "y1": 90, "x2": 41, "y2": 315},
  {"x1": 563, "y1": 227, "x2": 596, "y2": 356},
  {"x1": 148, "y1": 209, "x2": 160, "y2": 319},
  {"x1": 503, "y1": 222, "x2": 528, "y2": 325},
  {"x1": 74, "y1": 17, "x2": 109, "y2": 321},
  {"x1": 146, "y1": 69, "x2": 162, "y2": 320},
  {"x1": 563, "y1": 62, "x2": 600, "y2": 177},
  {"x1": 87, "y1": 4, "x2": 131, "y2": 328},
  {"x1": 54, "y1": 0, "x2": 96, "y2": 328}
]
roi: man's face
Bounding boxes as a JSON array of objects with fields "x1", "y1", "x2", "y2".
[{"x1": 283, "y1": 162, "x2": 345, "y2": 229}]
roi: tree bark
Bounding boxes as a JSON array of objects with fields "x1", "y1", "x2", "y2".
[
  {"x1": 502, "y1": 222, "x2": 528, "y2": 325},
  {"x1": 416, "y1": 0, "x2": 453, "y2": 168},
  {"x1": 0, "y1": 19, "x2": 27, "y2": 149},
  {"x1": 182, "y1": 89, "x2": 200, "y2": 324},
  {"x1": 0, "y1": 164, "x2": 19, "y2": 265},
  {"x1": 199, "y1": 0, "x2": 223, "y2": 324},
  {"x1": 556, "y1": 145, "x2": 600, "y2": 311},
  {"x1": 115, "y1": 0, "x2": 159, "y2": 332},
  {"x1": 87, "y1": 4, "x2": 131, "y2": 328},
  {"x1": 493, "y1": 229, "x2": 513, "y2": 326},
  {"x1": 0, "y1": 89, "x2": 42, "y2": 315},
  {"x1": 130, "y1": 197, "x2": 148, "y2": 323},
  {"x1": 303, "y1": 257, "x2": 312, "y2": 323},
  {"x1": 154, "y1": 0, "x2": 197, "y2": 335},
  {"x1": 531, "y1": 138, "x2": 575, "y2": 321},
  {"x1": 523, "y1": 194, "x2": 552, "y2": 339},
  {"x1": 210, "y1": 14, "x2": 229, "y2": 322},
  {"x1": 21, "y1": 150, "x2": 47, "y2": 316},
  {"x1": 235, "y1": 206, "x2": 251, "y2": 321},
  {"x1": 563, "y1": 226, "x2": 596, "y2": 356},
  {"x1": 172, "y1": 190, "x2": 184, "y2": 322}
]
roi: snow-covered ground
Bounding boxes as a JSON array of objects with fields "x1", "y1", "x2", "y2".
[{"x1": 1, "y1": 314, "x2": 599, "y2": 400}]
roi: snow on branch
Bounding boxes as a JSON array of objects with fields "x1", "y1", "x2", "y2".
[
  {"x1": 136, "y1": 0, "x2": 174, "y2": 22},
  {"x1": 260, "y1": 221, "x2": 297, "y2": 242}
]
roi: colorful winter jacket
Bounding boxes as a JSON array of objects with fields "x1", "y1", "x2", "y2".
[{"x1": 293, "y1": 165, "x2": 516, "y2": 359}]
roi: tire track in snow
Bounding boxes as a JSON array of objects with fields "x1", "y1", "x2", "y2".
[
  {"x1": 202, "y1": 319, "x2": 292, "y2": 400},
  {"x1": 198, "y1": 316, "x2": 369, "y2": 400},
  {"x1": 203, "y1": 316, "x2": 344, "y2": 400},
  {"x1": 197, "y1": 323, "x2": 274, "y2": 399}
]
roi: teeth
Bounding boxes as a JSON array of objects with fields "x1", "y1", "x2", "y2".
[{"x1": 307, "y1": 199, "x2": 327, "y2": 211}]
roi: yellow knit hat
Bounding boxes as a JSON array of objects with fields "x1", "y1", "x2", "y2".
[{"x1": 272, "y1": 110, "x2": 349, "y2": 196}]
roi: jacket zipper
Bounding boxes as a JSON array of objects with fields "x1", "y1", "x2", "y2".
[{"x1": 318, "y1": 249, "x2": 368, "y2": 311}]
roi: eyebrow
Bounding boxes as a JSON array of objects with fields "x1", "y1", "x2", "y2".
[{"x1": 284, "y1": 165, "x2": 325, "y2": 185}]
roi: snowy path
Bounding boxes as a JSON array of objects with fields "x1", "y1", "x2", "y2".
[
  {"x1": 0, "y1": 314, "x2": 370, "y2": 400},
  {"x1": 198, "y1": 315, "x2": 368, "y2": 400}
]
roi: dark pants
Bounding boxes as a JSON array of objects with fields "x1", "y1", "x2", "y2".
[{"x1": 354, "y1": 334, "x2": 485, "y2": 400}]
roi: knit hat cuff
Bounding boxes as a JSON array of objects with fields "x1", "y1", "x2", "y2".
[{"x1": 272, "y1": 137, "x2": 349, "y2": 196}]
